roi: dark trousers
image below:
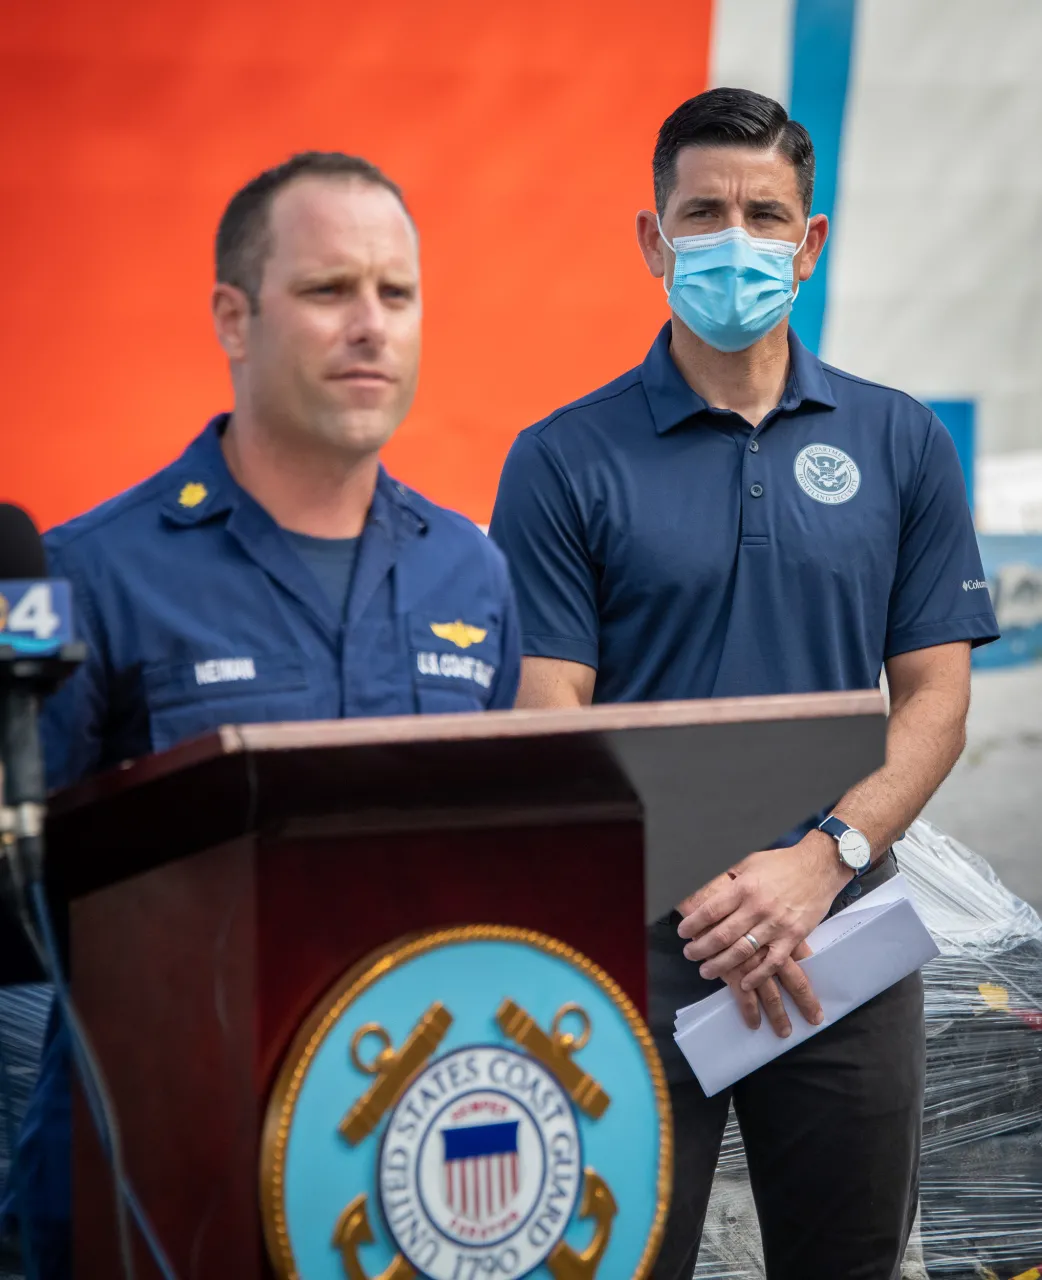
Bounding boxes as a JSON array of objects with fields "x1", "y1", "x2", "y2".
[{"x1": 648, "y1": 869, "x2": 926, "y2": 1280}]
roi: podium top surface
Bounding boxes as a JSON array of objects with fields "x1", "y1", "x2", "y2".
[
  {"x1": 44, "y1": 691, "x2": 885, "y2": 915},
  {"x1": 53, "y1": 687, "x2": 881, "y2": 811}
]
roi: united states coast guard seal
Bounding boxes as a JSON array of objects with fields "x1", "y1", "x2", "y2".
[
  {"x1": 380, "y1": 1045, "x2": 581, "y2": 1276},
  {"x1": 261, "y1": 926, "x2": 671, "y2": 1280}
]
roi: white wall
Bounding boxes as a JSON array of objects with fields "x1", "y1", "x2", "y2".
[{"x1": 823, "y1": 0, "x2": 1042, "y2": 458}]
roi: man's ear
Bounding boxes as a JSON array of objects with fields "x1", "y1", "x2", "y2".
[
  {"x1": 636, "y1": 208, "x2": 670, "y2": 283},
  {"x1": 796, "y1": 213, "x2": 829, "y2": 283},
  {"x1": 212, "y1": 282, "x2": 252, "y2": 361}
]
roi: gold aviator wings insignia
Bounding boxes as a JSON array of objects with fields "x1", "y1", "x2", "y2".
[{"x1": 430, "y1": 620, "x2": 487, "y2": 649}]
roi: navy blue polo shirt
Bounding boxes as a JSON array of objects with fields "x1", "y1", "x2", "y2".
[
  {"x1": 2, "y1": 415, "x2": 520, "y2": 1259},
  {"x1": 490, "y1": 323, "x2": 998, "y2": 705}
]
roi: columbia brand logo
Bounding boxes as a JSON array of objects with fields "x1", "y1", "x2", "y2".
[
  {"x1": 962, "y1": 579, "x2": 988, "y2": 592},
  {"x1": 195, "y1": 657, "x2": 257, "y2": 685}
]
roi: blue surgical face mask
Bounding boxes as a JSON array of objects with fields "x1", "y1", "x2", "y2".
[{"x1": 657, "y1": 217, "x2": 810, "y2": 353}]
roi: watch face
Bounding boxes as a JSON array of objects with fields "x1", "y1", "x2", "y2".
[{"x1": 838, "y1": 829, "x2": 872, "y2": 871}]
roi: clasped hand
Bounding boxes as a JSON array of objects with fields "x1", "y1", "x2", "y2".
[{"x1": 676, "y1": 836, "x2": 849, "y2": 1038}]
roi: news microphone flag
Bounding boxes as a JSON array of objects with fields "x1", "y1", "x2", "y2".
[
  {"x1": 0, "y1": 580, "x2": 74, "y2": 657},
  {"x1": 0, "y1": 503, "x2": 74, "y2": 659}
]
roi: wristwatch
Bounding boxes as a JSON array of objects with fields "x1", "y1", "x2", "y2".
[{"x1": 818, "y1": 815, "x2": 872, "y2": 877}]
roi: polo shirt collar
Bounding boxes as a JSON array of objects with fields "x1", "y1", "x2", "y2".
[
  {"x1": 785, "y1": 328, "x2": 837, "y2": 412},
  {"x1": 641, "y1": 322, "x2": 836, "y2": 436}
]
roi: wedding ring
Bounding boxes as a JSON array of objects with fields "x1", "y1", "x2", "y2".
[{"x1": 744, "y1": 933, "x2": 761, "y2": 952}]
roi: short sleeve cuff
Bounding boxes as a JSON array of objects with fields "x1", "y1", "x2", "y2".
[
  {"x1": 884, "y1": 615, "x2": 1001, "y2": 660},
  {"x1": 521, "y1": 632, "x2": 599, "y2": 670}
]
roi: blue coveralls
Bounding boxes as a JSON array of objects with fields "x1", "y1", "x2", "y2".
[{"x1": 1, "y1": 416, "x2": 521, "y2": 1276}]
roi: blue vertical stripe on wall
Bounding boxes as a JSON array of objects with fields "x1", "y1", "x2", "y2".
[
  {"x1": 927, "y1": 400, "x2": 976, "y2": 517},
  {"x1": 787, "y1": 0, "x2": 859, "y2": 355}
]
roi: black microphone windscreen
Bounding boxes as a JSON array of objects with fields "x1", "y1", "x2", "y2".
[{"x1": 0, "y1": 504, "x2": 47, "y2": 581}]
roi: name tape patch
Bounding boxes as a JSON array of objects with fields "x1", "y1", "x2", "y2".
[{"x1": 195, "y1": 657, "x2": 256, "y2": 686}]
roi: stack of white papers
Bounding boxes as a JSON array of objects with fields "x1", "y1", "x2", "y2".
[{"x1": 673, "y1": 873, "x2": 939, "y2": 1096}]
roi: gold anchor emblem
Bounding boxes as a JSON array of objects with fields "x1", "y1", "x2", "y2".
[
  {"x1": 333, "y1": 1194, "x2": 415, "y2": 1280},
  {"x1": 496, "y1": 1000, "x2": 611, "y2": 1119},
  {"x1": 340, "y1": 1003, "x2": 453, "y2": 1145},
  {"x1": 333, "y1": 1169, "x2": 617, "y2": 1280},
  {"x1": 547, "y1": 1170, "x2": 619, "y2": 1280}
]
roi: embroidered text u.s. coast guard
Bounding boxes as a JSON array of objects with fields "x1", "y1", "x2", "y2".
[{"x1": 417, "y1": 651, "x2": 495, "y2": 689}]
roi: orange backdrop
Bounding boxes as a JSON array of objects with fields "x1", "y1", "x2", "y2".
[{"x1": 1, "y1": 1, "x2": 711, "y2": 531}]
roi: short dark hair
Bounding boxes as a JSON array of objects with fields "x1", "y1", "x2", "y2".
[
  {"x1": 215, "y1": 151, "x2": 412, "y2": 312},
  {"x1": 653, "y1": 87, "x2": 815, "y2": 216}
]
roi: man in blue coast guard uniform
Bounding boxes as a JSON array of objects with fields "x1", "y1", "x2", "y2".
[
  {"x1": 2, "y1": 151, "x2": 520, "y2": 1277},
  {"x1": 490, "y1": 89, "x2": 999, "y2": 1279}
]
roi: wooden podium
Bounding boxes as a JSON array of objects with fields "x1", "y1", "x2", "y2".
[{"x1": 22, "y1": 691, "x2": 883, "y2": 1277}]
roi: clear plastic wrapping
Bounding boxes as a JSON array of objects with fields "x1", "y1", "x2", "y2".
[
  {"x1": 0, "y1": 985, "x2": 49, "y2": 1201},
  {"x1": 695, "y1": 819, "x2": 1042, "y2": 1280}
]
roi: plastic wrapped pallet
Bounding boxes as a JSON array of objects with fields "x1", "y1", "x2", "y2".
[
  {"x1": 693, "y1": 818, "x2": 1042, "y2": 1280},
  {"x1": 0, "y1": 984, "x2": 50, "y2": 1279},
  {"x1": 0, "y1": 986, "x2": 50, "y2": 1194}
]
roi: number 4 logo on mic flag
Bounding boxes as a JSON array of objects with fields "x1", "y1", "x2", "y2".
[{"x1": 0, "y1": 581, "x2": 74, "y2": 655}]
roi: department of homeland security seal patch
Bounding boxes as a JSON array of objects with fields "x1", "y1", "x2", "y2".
[
  {"x1": 261, "y1": 927, "x2": 671, "y2": 1280},
  {"x1": 793, "y1": 443, "x2": 861, "y2": 504}
]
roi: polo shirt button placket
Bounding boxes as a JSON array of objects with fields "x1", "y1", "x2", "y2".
[{"x1": 740, "y1": 428, "x2": 769, "y2": 540}]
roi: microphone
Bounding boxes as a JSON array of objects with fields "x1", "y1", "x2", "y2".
[
  {"x1": 0, "y1": 503, "x2": 85, "y2": 886},
  {"x1": 0, "y1": 508, "x2": 172, "y2": 1280}
]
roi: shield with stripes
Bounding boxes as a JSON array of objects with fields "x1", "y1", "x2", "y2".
[{"x1": 441, "y1": 1120, "x2": 521, "y2": 1225}]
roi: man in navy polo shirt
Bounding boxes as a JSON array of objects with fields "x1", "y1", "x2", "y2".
[
  {"x1": 2, "y1": 151, "x2": 520, "y2": 1278},
  {"x1": 490, "y1": 88, "x2": 998, "y2": 1279}
]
